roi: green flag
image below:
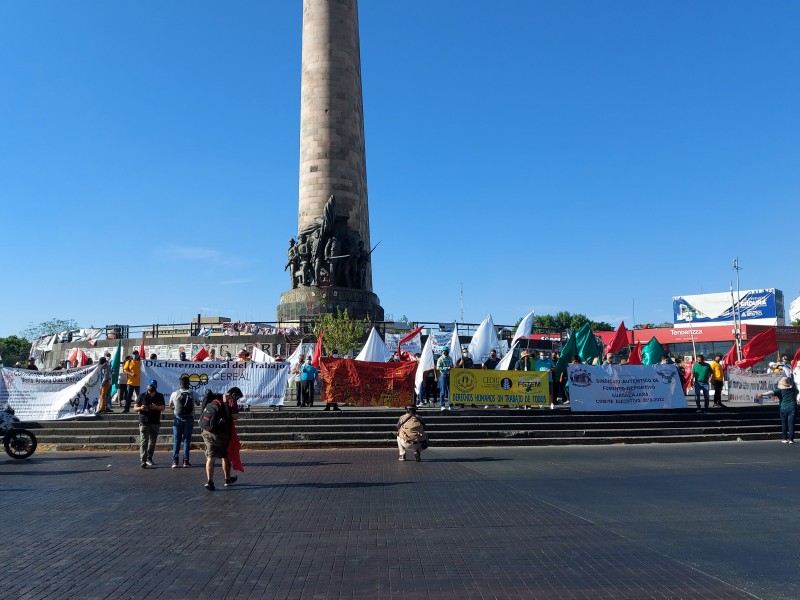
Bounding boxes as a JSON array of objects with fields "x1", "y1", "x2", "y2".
[
  {"x1": 110, "y1": 339, "x2": 122, "y2": 398},
  {"x1": 641, "y1": 336, "x2": 665, "y2": 365},
  {"x1": 575, "y1": 323, "x2": 601, "y2": 365},
  {"x1": 555, "y1": 334, "x2": 577, "y2": 378}
]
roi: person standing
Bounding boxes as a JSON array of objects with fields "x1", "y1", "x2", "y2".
[
  {"x1": 710, "y1": 354, "x2": 725, "y2": 408},
  {"x1": 767, "y1": 377, "x2": 799, "y2": 443},
  {"x1": 300, "y1": 357, "x2": 319, "y2": 407},
  {"x1": 200, "y1": 387, "x2": 241, "y2": 490},
  {"x1": 169, "y1": 375, "x2": 198, "y2": 468},
  {"x1": 116, "y1": 356, "x2": 130, "y2": 409},
  {"x1": 691, "y1": 354, "x2": 713, "y2": 413},
  {"x1": 482, "y1": 350, "x2": 500, "y2": 370},
  {"x1": 514, "y1": 350, "x2": 535, "y2": 371},
  {"x1": 290, "y1": 354, "x2": 305, "y2": 406},
  {"x1": 436, "y1": 346, "x2": 454, "y2": 411},
  {"x1": 97, "y1": 356, "x2": 113, "y2": 413},
  {"x1": 134, "y1": 380, "x2": 165, "y2": 468},
  {"x1": 122, "y1": 350, "x2": 142, "y2": 413},
  {"x1": 396, "y1": 405, "x2": 427, "y2": 461},
  {"x1": 204, "y1": 348, "x2": 219, "y2": 362},
  {"x1": 535, "y1": 350, "x2": 557, "y2": 406},
  {"x1": 455, "y1": 348, "x2": 474, "y2": 369}
]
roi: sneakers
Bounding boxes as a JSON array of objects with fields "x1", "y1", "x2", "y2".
[
  {"x1": 205, "y1": 481, "x2": 215, "y2": 491},
  {"x1": 224, "y1": 476, "x2": 238, "y2": 487},
  {"x1": 171, "y1": 461, "x2": 179, "y2": 468},
  {"x1": 440, "y1": 406, "x2": 446, "y2": 411},
  {"x1": 414, "y1": 451, "x2": 421, "y2": 462},
  {"x1": 790, "y1": 441, "x2": 795, "y2": 445},
  {"x1": 145, "y1": 459, "x2": 154, "y2": 467},
  {"x1": 141, "y1": 462, "x2": 147, "y2": 469},
  {"x1": 782, "y1": 440, "x2": 789, "y2": 444},
  {"x1": 398, "y1": 455, "x2": 406, "y2": 461},
  {"x1": 183, "y1": 460, "x2": 191, "y2": 468}
]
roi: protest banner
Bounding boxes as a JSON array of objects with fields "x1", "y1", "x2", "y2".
[
  {"x1": 726, "y1": 368, "x2": 781, "y2": 403},
  {"x1": 320, "y1": 358, "x2": 417, "y2": 407},
  {"x1": 450, "y1": 369, "x2": 549, "y2": 407},
  {"x1": 0, "y1": 364, "x2": 101, "y2": 420},
  {"x1": 141, "y1": 360, "x2": 290, "y2": 406},
  {"x1": 385, "y1": 332, "x2": 422, "y2": 356},
  {"x1": 567, "y1": 364, "x2": 686, "y2": 411}
]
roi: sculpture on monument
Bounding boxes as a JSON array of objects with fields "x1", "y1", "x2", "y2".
[{"x1": 285, "y1": 194, "x2": 372, "y2": 290}]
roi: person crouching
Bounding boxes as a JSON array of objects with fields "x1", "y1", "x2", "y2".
[{"x1": 396, "y1": 405, "x2": 427, "y2": 462}]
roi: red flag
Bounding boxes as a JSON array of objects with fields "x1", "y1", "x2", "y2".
[
  {"x1": 311, "y1": 329, "x2": 323, "y2": 368},
  {"x1": 627, "y1": 342, "x2": 643, "y2": 365},
  {"x1": 67, "y1": 348, "x2": 79, "y2": 367},
  {"x1": 139, "y1": 339, "x2": 146, "y2": 360},
  {"x1": 736, "y1": 329, "x2": 778, "y2": 369},
  {"x1": 193, "y1": 347, "x2": 209, "y2": 362},
  {"x1": 397, "y1": 326, "x2": 424, "y2": 356},
  {"x1": 722, "y1": 343, "x2": 738, "y2": 368},
  {"x1": 791, "y1": 347, "x2": 800, "y2": 371},
  {"x1": 605, "y1": 321, "x2": 630, "y2": 355},
  {"x1": 77, "y1": 350, "x2": 89, "y2": 366}
]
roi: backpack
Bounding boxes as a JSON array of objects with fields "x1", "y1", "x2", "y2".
[
  {"x1": 175, "y1": 390, "x2": 194, "y2": 417},
  {"x1": 199, "y1": 398, "x2": 229, "y2": 434},
  {"x1": 398, "y1": 414, "x2": 427, "y2": 446}
]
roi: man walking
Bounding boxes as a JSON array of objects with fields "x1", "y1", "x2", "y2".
[
  {"x1": 710, "y1": 354, "x2": 725, "y2": 408},
  {"x1": 169, "y1": 375, "x2": 198, "y2": 468},
  {"x1": 691, "y1": 355, "x2": 713, "y2": 413},
  {"x1": 135, "y1": 380, "x2": 165, "y2": 468},
  {"x1": 200, "y1": 387, "x2": 241, "y2": 491}
]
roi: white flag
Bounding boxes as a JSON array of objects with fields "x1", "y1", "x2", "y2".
[
  {"x1": 449, "y1": 325, "x2": 461, "y2": 358},
  {"x1": 355, "y1": 327, "x2": 392, "y2": 362},
  {"x1": 467, "y1": 314, "x2": 501, "y2": 365},
  {"x1": 512, "y1": 309, "x2": 535, "y2": 347},
  {"x1": 495, "y1": 341, "x2": 518, "y2": 370},
  {"x1": 414, "y1": 335, "x2": 435, "y2": 395}
]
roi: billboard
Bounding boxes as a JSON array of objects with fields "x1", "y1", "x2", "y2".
[{"x1": 673, "y1": 289, "x2": 784, "y2": 328}]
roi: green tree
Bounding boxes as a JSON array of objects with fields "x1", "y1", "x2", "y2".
[
  {"x1": 524, "y1": 312, "x2": 613, "y2": 332},
  {"x1": 0, "y1": 335, "x2": 31, "y2": 367},
  {"x1": 313, "y1": 309, "x2": 369, "y2": 357},
  {"x1": 792, "y1": 319, "x2": 800, "y2": 328},
  {"x1": 20, "y1": 318, "x2": 79, "y2": 341}
]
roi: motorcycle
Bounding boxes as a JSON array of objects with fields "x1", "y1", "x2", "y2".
[{"x1": 1, "y1": 406, "x2": 38, "y2": 459}]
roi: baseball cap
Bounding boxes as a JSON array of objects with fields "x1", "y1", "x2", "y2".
[{"x1": 147, "y1": 379, "x2": 158, "y2": 388}]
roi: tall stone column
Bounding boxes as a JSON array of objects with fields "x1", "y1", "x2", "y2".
[{"x1": 277, "y1": 0, "x2": 383, "y2": 323}]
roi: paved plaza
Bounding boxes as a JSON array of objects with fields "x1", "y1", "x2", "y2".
[{"x1": 1, "y1": 441, "x2": 798, "y2": 599}]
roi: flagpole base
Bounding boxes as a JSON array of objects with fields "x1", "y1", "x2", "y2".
[{"x1": 277, "y1": 286, "x2": 384, "y2": 324}]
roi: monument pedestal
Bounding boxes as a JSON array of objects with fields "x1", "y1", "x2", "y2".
[{"x1": 277, "y1": 286, "x2": 384, "y2": 323}]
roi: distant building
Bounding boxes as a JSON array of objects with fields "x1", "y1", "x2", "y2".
[{"x1": 790, "y1": 294, "x2": 800, "y2": 324}]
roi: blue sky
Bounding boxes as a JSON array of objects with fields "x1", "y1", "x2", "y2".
[{"x1": 1, "y1": 0, "x2": 798, "y2": 338}]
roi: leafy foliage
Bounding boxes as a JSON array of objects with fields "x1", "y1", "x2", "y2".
[
  {"x1": 516, "y1": 311, "x2": 614, "y2": 332},
  {"x1": 20, "y1": 318, "x2": 79, "y2": 341},
  {"x1": 793, "y1": 318, "x2": 800, "y2": 328},
  {"x1": 0, "y1": 335, "x2": 31, "y2": 367},
  {"x1": 312, "y1": 309, "x2": 369, "y2": 357}
]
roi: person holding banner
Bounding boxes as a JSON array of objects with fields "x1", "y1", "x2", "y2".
[{"x1": 691, "y1": 355, "x2": 713, "y2": 413}]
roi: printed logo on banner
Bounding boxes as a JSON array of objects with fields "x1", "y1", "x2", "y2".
[
  {"x1": 184, "y1": 373, "x2": 210, "y2": 389},
  {"x1": 654, "y1": 366, "x2": 677, "y2": 384},
  {"x1": 517, "y1": 377, "x2": 542, "y2": 392},
  {"x1": 454, "y1": 370, "x2": 477, "y2": 392},
  {"x1": 570, "y1": 367, "x2": 592, "y2": 387},
  {"x1": 500, "y1": 377, "x2": 513, "y2": 390}
]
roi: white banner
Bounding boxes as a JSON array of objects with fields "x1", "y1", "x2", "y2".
[
  {"x1": 0, "y1": 365, "x2": 101, "y2": 420},
  {"x1": 567, "y1": 364, "x2": 686, "y2": 411},
  {"x1": 429, "y1": 332, "x2": 453, "y2": 355},
  {"x1": 727, "y1": 368, "x2": 781, "y2": 403},
  {"x1": 140, "y1": 360, "x2": 290, "y2": 406},
  {"x1": 385, "y1": 332, "x2": 421, "y2": 356}
]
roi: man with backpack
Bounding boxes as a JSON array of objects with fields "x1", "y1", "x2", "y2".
[
  {"x1": 396, "y1": 405, "x2": 427, "y2": 462},
  {"x1": 169, "y1": 375, "x2": 199, "y2": 468},
  {"x1": 199, "y1": 387, "x2": 241, "y2": 490}
]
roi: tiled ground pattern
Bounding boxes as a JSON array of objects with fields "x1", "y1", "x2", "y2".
[{"x1": 0, "y1": 450, "x2": 756, "y2": 600}]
